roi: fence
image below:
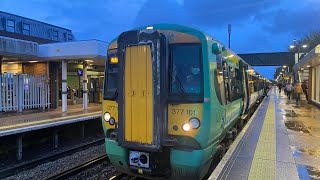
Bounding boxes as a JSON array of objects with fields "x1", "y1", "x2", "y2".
[{"x1": 0, "y1": 73, "x2": 50, "y2": 112}]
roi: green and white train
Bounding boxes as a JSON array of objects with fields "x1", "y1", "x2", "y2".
[{"x1": 102, "y1": 24, "x2": 268, "y2": 179}]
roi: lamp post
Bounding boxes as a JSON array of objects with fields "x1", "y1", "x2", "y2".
[
  {"x1": 289, "y1": 39, "x2": 308, "y2": 61},
  {"x1": 228, "y1": 24, "x2": 231, "y2": 49}
]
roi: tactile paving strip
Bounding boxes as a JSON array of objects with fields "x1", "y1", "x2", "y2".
[{"x1": 248, "y1": 91, "x2": 276, "y2": 180}]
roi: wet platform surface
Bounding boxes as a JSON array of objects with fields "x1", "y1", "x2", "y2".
[
  {"x1": 210, "y1": 87, "x2": 320, "y2": 180},
  {"x1": 0, "y1": 104, "x2": 101, "y2": 137}
]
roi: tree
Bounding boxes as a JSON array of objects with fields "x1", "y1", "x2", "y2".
[
  {"x1": 273, "y1": 67, "x2": 283, "y2": 79},
  {"x1": 289, "y1": 32, "x2": 320, "y2": 53}
]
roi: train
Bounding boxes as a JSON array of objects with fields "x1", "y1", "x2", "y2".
[{"x1": 102, "y1": 24, "x2": 269, "y2": 180}]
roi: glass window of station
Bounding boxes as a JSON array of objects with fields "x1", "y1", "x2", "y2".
[
  {"x1": 52, "y1": 30, "x2": 59, "y2": 40},
  {"x1": 68, "y1": 34, "x2": 73, "y2": 41},
  {"x1": 22, "y1": 23, "x2": 31, "y2": 35},
  {"x1": 6, "y1": 19, "x2": 15, "y2": 32}
]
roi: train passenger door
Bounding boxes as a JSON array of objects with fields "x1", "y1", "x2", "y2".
[
  {"x1": 117, "y1": 30, "x2": 168, "y2": 150},
  {"x1": 222, "y1": 60, "x2": 231, "y2": 128},
  {"x1": 124, "y1": 45, "x2": 153, "y2": 144},
  {"x1": 240, "y1": 62, "x2": 249, "y2": 115}
]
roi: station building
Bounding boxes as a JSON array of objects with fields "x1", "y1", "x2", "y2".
[
  {"x1": 294, "y1": 45, "x2": 320, "y2": 107},
  {"x1": 0, "y1": 11, "x2": 108, "y2": 113}
]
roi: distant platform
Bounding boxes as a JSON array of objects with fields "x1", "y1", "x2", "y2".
[
  {"x1": 209, "y1": 88, "x2": 320, "y2": 180},
  {"x1": 0, "y1": 103, "x2": 101, "y2": 137}
]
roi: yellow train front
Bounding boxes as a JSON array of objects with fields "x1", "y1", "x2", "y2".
[{"x1": 102, "y1": 24, "x2": 267, "y2": 179}]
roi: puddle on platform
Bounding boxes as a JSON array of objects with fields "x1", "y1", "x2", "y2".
[
  {"x1": 292, "y1": 146, "x2": 320, "y2": 157},
  {"x1": 284, "y1": 121, "x2": 310, "y2": 134},
  {"x1": 297, "y1": 164, "x2": 320, "y2": 180},
  {"x1": 283, "y1": 109, "x2": 299, "y2": 117}
]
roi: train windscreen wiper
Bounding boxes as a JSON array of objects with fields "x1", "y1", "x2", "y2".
[{"x1": 169, "y1": 73, "x2": 187, "y2": 98}]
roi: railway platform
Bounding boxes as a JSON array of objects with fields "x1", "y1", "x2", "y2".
[
  {"x1": 210, "y1": 87, "x2": 320, "y2": 180},
  {"x1": 0, "y1": 103, "x2": 101, "y2": 137}
]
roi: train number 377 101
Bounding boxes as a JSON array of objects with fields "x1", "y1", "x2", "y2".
[{"x1": 171, "y1": 109, "x2": 197, "y2": 116}]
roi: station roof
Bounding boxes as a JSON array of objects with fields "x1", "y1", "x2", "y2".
[
  {"x1": 38, "y1": 40, "x2": 108, "y2": 66},
  {"x1": 293, "y1": 45, "x2": 320, "y2": 71},
  {"x1": 0, "y1": 38, "x2": 108, "y2": 66},
  {"x1": 0, "y1": 36, "x2": 38, "y2": 58}
]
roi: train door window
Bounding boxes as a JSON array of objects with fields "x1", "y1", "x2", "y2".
[
  {"x1": 104, "y1": 49, "x2": 118, "y2": 100},
  {"x1": 214, "y1": 53, "x2": 226, "y2": 105},
  {"x1": 229, "y1": 67, "x2": 241, "y2": 101},
  {"x1": 223, "y1": 62, "x2": 231, "y2": 103}
]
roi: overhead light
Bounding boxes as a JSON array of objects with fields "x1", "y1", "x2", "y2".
[
  {"x1": 146, "y1": 26, "x2": 153, "y2": 30},
  {"x1": 283, "y1": 65, "x2": 287, "y2": 68},
  {"x1": 307, "y1": 65, "x2": 311, "y2": 68},
  {"x1": 302, "y1": 44, "x2": 307, "y2": 48},
  {"x1": 290, "y1": 45, "x2": 295, "y2": 49},
  {"x1": 85, "y1": 60, "x2": 94, "y2": 62},
  {"x1": 29, "y1": 61, "x2": 38, "y2": 63}
]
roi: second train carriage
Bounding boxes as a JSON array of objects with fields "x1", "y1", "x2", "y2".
[{"x1": 102, "y1": 24, "x2": 267, "y2": 180}]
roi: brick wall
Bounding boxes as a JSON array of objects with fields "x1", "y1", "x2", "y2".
[
  {"x1": 49, "y1": 62, "x2": 59, "y2": 108},
  {"x1": 23, "y1": 62, "x2": 47, "y2": 76}
]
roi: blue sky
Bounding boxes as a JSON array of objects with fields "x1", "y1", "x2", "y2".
[{"x1": 1, "y1": 0, "x2": 319, "y2": 79}]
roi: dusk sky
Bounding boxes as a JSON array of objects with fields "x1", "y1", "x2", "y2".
[{"x1": 1, "y1": 0, "x2": 319, "y2": 79}]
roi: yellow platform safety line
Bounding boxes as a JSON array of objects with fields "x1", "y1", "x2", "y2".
[
  {"x1": 0, "y1": 112, "x2": 100, "y2": 131},
  {"x1": 248, "y1": 91, "x2": 276, "y2": 180}
]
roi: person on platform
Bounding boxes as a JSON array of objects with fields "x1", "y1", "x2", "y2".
[
  {"x1": 294, "y1": 82, "x2": 303, "y2": 106},
  {"x1": 277, "y1": 83, "x2": 282, "y2": 93},
  {"x1": 301, "y1": 81, "x2": 308, "y2": 101},
  {"x1": 285, "y1": 83, "x2": 293, "y2": 100}
]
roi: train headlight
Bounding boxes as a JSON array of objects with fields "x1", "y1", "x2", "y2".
[
  {"x1": 104, "y1": 112, "x2": 111, "y2": 122},
  {"x1": 189, "y1": 118, "x2": 200, "y2": 129},
  {"x1": 109, "y1": 117, "x2": 115, "y2": 125},
  {"x1": 182, "y1": 123, "x2": 191, "y2": 132}
]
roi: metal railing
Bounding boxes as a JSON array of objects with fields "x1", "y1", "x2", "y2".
[{"x1": 0, "y1": 73, "x2": 50, "y2": 112}]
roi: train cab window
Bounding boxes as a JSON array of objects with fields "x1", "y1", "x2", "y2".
[
  {"x1": 104, "y1": 49, "x2": 118, "y2": 100},
  {"x1": 168, "y1": 44, "x2": 203, "y2": 102}
]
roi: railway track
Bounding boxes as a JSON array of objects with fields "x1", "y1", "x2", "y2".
[
  {"x1": 0, "y1": 138, "x2": 105, "y2": 179},
  {"x1": 109, "y1": 173, "x2": 137, "y2": 180},
  {"x1": 47, "y1": 155, "x2": 109, "y2": 180}
]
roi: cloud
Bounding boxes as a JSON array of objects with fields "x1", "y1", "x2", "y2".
[
  {"x1": 0, "y1": 0, "x2": 146, "y2": 41},
  {"x1": 134, "y1": 0, "x2": 186, "y2": 26},
  {"x1": 134, "y1": 0, "x2": 279, "y2": 28},
  {"x1": 255, "y1": 0, "x2": 320, "y2": 37}
]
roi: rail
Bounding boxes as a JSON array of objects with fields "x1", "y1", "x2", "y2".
[
  {"x1": 0, "y1": 138, "x2": 104, "y2": 179},
  {"x1": 47, "y1": 155, "x2": 109, "y2": 180}
]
